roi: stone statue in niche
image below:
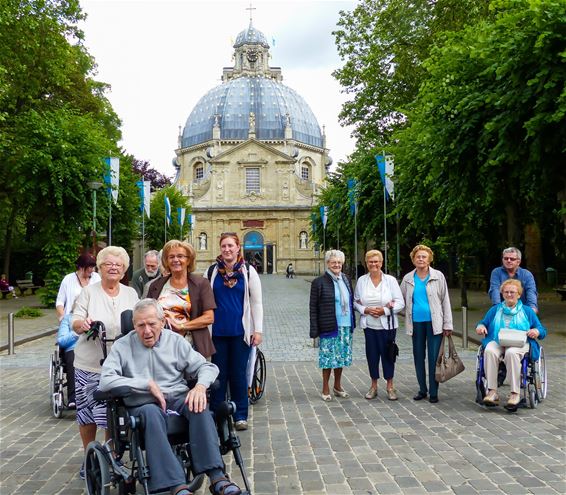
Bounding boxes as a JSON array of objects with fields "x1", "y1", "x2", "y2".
[
  {"x1": 199, "y1": 233, "x2": 207, "y2": 251},
  {"x1": 249, "y1": 112, "x2": 255, "y2": 129},
  {"x1": 300, "y1": 231, "x2": 308, "y2": 249},
  {"x1": 282, "y1": 180, "x2": 289, "y2": 199}
]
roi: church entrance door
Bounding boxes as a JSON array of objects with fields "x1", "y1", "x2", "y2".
[{"x1": 243, "y1": 231, "x2": 264, "y2": 274}]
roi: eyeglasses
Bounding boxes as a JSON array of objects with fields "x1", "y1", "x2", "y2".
[
  {"x1": 503, "y1": 257, "x2": 518, "y2": 261},
  {"x1": 167, "y1": 254, "x2": 188, "y2": 260},
  {"x1": 367, "y1": 260, "x2": 382, "y2": 265},
  {"x1": 102, "y1": 262, "x2": 123, "y2": 269},
  {"x1": 502, "y1": 290, "x2": 519, "y2": 295}
]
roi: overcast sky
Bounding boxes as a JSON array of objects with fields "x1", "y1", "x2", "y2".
[{"x1": 80, "y1": 0, "x2": 357, "y2": 177}]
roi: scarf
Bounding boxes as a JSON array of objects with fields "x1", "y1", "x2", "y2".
[
  {"x1": 326, "y1": 268, "x2": 349, "y2": 315},
  {"x1": 493, "y1": 300, "x2": 530, "y2": 338},
  {"x1": 215, "y1": 253, "x2": 245, "y2": 288}
]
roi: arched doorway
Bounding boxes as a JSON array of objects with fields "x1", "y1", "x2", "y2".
[{"x1": 243, "y1": 231, "x2": 264, "y2": 273}]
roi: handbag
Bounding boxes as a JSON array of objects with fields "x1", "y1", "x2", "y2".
[
  {"x1": 498, "y1": 328, "x2": 527, "y2": 348},
  {"x1": 435, "y1": 334, "x2": 465, "y2": 383}
]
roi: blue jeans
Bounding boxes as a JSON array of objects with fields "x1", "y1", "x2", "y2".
[
  {"x1": 211, "y1": 336, "x2": 251, "y2": 422},
  {"x1": 412, "y1": 321, "x2": 442, "y2": 398}
]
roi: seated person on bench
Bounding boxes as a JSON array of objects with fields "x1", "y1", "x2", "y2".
[{"x1": 99, "y1": 299, "x2": 241, "y2": 495}]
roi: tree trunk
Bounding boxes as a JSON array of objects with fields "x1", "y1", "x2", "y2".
[
  {"x1": 2, "y1": 206, "x2": 17, "y2": 277},
  {"x1": 524, "y1": 223, "x2": 544, "y2": 283},
  {"x1": 505, "y1": 204, "x2": 520, "y2": 246}
]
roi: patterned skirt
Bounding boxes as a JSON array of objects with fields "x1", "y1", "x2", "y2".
[{"x1": 318, "y1": 326, "x2": 353, "y2": 369}]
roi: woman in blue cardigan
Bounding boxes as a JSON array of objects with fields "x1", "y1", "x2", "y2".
[{"x1": 476, "y1": 278, "x2": 546, "y2": 411}]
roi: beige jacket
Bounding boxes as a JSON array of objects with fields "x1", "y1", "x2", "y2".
[{"x1": 400, "y1": 267, "x2": 453, "y2": 336}]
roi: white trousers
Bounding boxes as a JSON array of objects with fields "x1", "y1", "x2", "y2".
[{"x1": 484, "y1": 340, "x2": 529, "y2": 394}]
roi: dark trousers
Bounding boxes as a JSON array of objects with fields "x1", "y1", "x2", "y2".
[
  {"x1": 129, "y1": 396, "x2": 223, "y2": 493},
  {"x1": 211, "y1": 336, "x2": 251, "y2": 422},
  {"x1": 61, "y1": 349, "x2": 75, "y2": 403},
  {"x1": 364, "y1": 328, "x2": 396, "y2": 380},
  {"x1": 412, "y1": 321, "x2": 442, "y2": 398}
]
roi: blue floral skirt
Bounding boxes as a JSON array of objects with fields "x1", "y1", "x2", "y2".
[{"x1": 318, "y1": 326, "x2": 353, "y2": 369}]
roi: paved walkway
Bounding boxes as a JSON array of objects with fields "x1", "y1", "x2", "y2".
[{"x1": 0, "y1": 276, "x2": 565, "y2": 494}]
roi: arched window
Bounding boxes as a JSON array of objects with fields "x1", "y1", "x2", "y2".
[
  {"x1": 194, "y1": 163, "x2": 204, "y2": 181},
  {"x1": 301, "y1": 164, "x2": 310, "y2": 181}
]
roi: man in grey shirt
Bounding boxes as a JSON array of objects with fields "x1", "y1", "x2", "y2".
[
  {"x1": 130, "y1": 250, "x2": 160, "y2": 297},
  {"x1": 99, "y1": 299, "x2": 241, "y2": 495}
]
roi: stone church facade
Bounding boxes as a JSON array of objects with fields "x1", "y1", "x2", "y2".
[{"x1": 172, "y1": 21, "x2": 331, "y2": 274}]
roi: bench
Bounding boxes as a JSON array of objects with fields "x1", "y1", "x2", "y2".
[
  {"x1": 16, "y1": 279, "x2": 42, "y2": 296},
  {"x1": 555, "y1": 286, "x2": 566, "y2": 301}
]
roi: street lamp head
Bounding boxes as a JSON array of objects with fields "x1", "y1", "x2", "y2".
[{"x1": 87, "y1": 181, "x2": 103, "y2": 190}]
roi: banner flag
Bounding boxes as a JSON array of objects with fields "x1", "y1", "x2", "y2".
[
  {"x1": 375, "y1": 153, "x2": 395, "y2": 201},
  {"x1": 136, "y1": 180, "x2": 144, "y2": 214},
  {"x1": 320, "y1": 206, "x2": 328, "y2": 228},
  {"x1": 177, "y1": 207, "x2": 186, "y2": 226},
  {"x1": 164, "y1": 196, "x2": 171, "y2": 226},
  {"x1": 347, "y1": 179, "x2": 358, "y2": 215},
  {"x1": 103, "y1": 157, "x2": 120, "y2": 204},
  {"x1": 189, "y1": 214, "x2": 196, "y2": 231},
  {"x1": 143, "y1": 181, "x2": 151, "y2": 217}
]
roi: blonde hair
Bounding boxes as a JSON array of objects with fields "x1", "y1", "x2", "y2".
[
  {"x1": 500, "y1": 278, "x2": 523, "y2": 296},
  {"x1": 97, "y1": 246, "x2": 130, "y2": 271},
  {"x1": 410, "y1": 244, "x2": 434, "y2": 263},
  {"x1": 365, "y1": 249, "x2": 383, "y2": 264},
  {"x1": 161, "y1": 240, "x2": 196, "y2": 274}
]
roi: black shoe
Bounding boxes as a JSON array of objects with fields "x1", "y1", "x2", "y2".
[
  {"x1": 413, "y1": 392, "x2": 427, "y2": 401},
  {"x1": 428, "y1": 396, "x2": 439, "y2": 403}
]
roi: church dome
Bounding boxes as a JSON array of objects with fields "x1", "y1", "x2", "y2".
[
  {"x1": 234, "y1": 23, "x2": 270, "y2": 48},
  {"x1": 182, "y1": 76, "x2": 323, "y2": 148}
]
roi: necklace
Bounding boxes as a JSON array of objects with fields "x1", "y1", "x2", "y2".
[{"x1": 76, "y1": 271, "x2": 89, "y2": 288}]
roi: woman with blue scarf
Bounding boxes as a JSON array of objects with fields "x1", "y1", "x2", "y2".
[
  {"x1": 476, "y1": 279, "x2": 546, "y2": 411},
  {"x1": 309, "y1": 250, "x2": 355, "y2": 401}
]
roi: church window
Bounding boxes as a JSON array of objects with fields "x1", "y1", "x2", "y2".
[
  {"x1": 246, "y1": 167, "x2": 260, "y2": 193},
  {"x1": 194, "y1": 164, "x2": 204, "y2": 181},
  {"x1": 301, "y1": 164, "x2": 310, "y2": 181}
]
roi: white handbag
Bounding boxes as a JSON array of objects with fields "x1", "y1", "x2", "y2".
[{"x1": 498, "y1": 328, "x2": 527, "y2": 348}]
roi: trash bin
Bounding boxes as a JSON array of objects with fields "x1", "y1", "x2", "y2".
[
  {"x1": 545, "y1": 267, "x2": 557, "y2": 287},
  {"x1": 25, "y1": 271, "x2": 33, "y2": 280}
]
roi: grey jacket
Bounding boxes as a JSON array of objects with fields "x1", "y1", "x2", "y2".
[
  {"x1": 400, "y1": 267, "x2": 453, "y2": 336},
  {"x1": 99, "y1": 328, "x2": 219, "y2": 407}
]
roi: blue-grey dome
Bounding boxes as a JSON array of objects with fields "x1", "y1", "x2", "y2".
[
  {"x1": 182, "y1": 76, "x2": 323, "y2": 148},
  {"x1": 234, "y1": 23, "x2": 269, "y2": 48}
]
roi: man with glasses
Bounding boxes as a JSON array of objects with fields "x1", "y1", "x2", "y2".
[{"x1": 488, "y1": 247, "x2": 538, "y2": 313}]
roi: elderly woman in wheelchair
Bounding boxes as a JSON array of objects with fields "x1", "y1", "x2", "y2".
[
  {"x1": 96, "y1": 299, "x2": 244, "y2": 495},
  {"x1": 475, "y1": 279, "x2": 546, "y2": 412}
]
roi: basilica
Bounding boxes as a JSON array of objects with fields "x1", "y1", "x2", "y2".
[{"x1": 172, "y1": 20, "x2": 331, "y2": 274}]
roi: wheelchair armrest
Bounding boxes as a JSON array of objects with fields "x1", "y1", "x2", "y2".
[
  {"x1": 93, "y1": 386, "x2": 133, "y2": 401},
  {"x1": 215, "y1": 400, "x2": 236, "y2": 422}
]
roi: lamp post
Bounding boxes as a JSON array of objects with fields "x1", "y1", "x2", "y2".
[{"x1": 87, "y1": 181, "x2": 103, "y2": 252}]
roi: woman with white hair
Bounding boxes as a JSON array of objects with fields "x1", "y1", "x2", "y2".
[
  {"x1": 72, "y1": 246, "x2": 139, "y2": 479},
  {"x1": 309, "y1": 250, "x2": 355, "y2": 401}
]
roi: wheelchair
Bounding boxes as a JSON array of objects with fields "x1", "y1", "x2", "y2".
[
  {"x1": 475, "y1": 341, "x2": 547, "y2": 411},
  {"x1": 49, "y1": 344, "x2": 70, "y2": 418},
  {"x1": 248, "y1": 347, "x2": 266, "y2": 405},
  {"x1": 84, "y1": 314, "x2": 252, "y2": 495}
]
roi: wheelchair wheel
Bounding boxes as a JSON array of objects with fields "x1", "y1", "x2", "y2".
[
  {"x1": 528, "y1": 383, "x2": 538, "y2": 409},
  {"x1": 249, "y1": 348, "x2": 266, "y2": 404},
  {"x1": 85, "y1": 441, "x2": 111, "y2": 495},
  {"x1": 475, "y1": 349, "x2": 487, "y2": 405},
  {"x1": 536, "y1": 347, "x2": 547, "y2": 400},
  {"x1": 49, "y1": 352, "x2": 64, "y2": 419}
]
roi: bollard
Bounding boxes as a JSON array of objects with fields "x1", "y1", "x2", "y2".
[
  {"x1": 462, "y1": 306, "x2": 468, "y2": 349},
  {"x1": 8, "y1": 312, "x2": 15, "y2": 355}
]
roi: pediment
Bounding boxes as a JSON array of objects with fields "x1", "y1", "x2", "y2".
[{"x1": 211, "y1": 139, "x2": 296, "y2": 164}]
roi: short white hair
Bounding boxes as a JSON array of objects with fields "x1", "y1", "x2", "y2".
[
  {"x1": 324, "y1": 249, "x2": 345, "y2": 264},
  {"x1": 502, "y1": 247, "x2": 521, "y2": 260},
  {"x1": 133, "y1": 299, "x2": 164, "y2": 322}
]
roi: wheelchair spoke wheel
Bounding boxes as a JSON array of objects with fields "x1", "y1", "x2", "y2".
[
  {"x1": 85, "y1": 441, "x2": 111, "y2": 495},
  {"x1": 249, "y1": 348, "x2": 266, "y2": 404},
  {"x1": 528, "y1": 383, "x2": 538, "y2": 409},
  {"x1": 537, "y1": 347, "x2": 547, "y2": 400},
  {"x1": 50, "y1": 354, "x2": 63, "y2": 419}
]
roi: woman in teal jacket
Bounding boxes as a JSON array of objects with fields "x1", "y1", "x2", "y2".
[{"x1": 476, "y1": 279, "x2": 546, "y2": 411}]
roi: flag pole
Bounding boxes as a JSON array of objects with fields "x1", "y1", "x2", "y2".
[
  {"x1": 383, "y1": 180, "x2": 388, "y2": 274},
  {"x1": 354, "y1": 201, "x2": 358, "y2": 279}
]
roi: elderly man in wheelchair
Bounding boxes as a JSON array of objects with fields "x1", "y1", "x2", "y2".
[
  {"x1": 475, "y1": 279, "x2": 546, "y2": 412},
  {"x1": 97, "y1": 298, "x2": 243, "y2": 495}
]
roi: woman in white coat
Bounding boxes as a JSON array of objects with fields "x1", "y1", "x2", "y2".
[{"x1": 354, "y1": 250, "x2": 404, "y2": 400}]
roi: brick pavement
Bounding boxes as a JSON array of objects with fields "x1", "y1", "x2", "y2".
[{"x1": 1, "y1": 275, "x2": 565, "y2": 494}]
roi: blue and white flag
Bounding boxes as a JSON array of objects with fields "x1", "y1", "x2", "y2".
[
  {"x1": 375, "y1": 153, "x2": 395, "y2": 201},
  {"x1": 320, "y1": 206, "x2": 328, "y2": 228},
  {"x1": 177, "y1": 207, "x2": 186, "y2": 226},
  {"x1": 347, "y1": 179, "x2": 358, "y2": 216},
  {"x1": 136, "y1": 180, "x2": 151, "y2": 217},
  {"x1": 188, "y1": 214, "x2": 196, "y2": 231},
  {"x1": 164, "y1": 196, "x2": 171, "y2": 226},
  {"x1": 103, "y1": 157, "x2": 120, "y2": 204}
]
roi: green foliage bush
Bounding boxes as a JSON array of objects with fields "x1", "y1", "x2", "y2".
[{"x1": 15, "y1": 307, "x2": 43, "y2": 318}]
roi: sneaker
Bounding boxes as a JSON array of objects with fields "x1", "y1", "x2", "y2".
[
  {"x1": 234, "y1": 420, "x2": 248, "y2": 431},
  {"x1": 79, "y1": 462, "x2": 85, "y2": 480}
]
